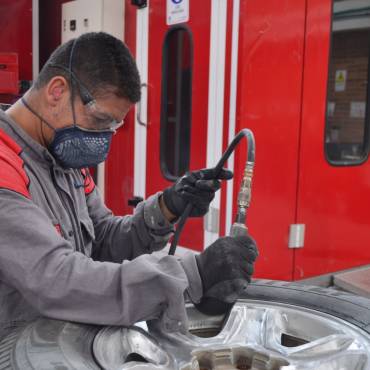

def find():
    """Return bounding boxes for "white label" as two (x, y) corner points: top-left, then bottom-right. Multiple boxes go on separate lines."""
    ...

(327, 101), (335, 117)
(167, 0), (189, 25)
(335, 69), (347, 92)
(288, 224), (305, 249)
(350, 101), (366, 119)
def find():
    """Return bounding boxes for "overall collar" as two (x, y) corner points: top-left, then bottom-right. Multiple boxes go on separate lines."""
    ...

(0, 109), (64, 170)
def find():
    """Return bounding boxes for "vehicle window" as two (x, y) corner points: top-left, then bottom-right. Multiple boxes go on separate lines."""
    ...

(160, 26), (193, 181)
(325, 0), (370, 165)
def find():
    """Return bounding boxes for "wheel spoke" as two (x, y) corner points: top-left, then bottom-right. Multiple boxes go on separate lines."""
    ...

(281, 351), (368, 370)
(287, 333), (356, 357)
(217, 302), (266, 344)
(93, 326), (174, 369)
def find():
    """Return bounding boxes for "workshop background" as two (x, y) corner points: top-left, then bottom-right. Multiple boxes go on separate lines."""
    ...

(0, 0), (369, 285)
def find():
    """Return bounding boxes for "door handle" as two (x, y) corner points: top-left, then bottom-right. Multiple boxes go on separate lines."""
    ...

(137, 83), (148, 126)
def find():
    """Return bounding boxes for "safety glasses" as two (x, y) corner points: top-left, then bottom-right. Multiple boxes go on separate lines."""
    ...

(83, 99), (125, 133)
(49, 63), (125, 133)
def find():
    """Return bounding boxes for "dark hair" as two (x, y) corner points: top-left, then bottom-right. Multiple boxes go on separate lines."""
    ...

(34, 32), (141, 103)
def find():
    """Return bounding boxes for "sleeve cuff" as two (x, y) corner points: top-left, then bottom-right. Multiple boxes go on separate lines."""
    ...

(180, 252), (203, 304)
(143, 192), (174, 231)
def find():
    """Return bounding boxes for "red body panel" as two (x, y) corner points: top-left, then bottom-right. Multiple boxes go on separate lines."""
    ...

(0, 0), (32, 82)
(0, 53), (19, 94)
(235, 0), (307, 280)
(294, 0), (370, 279)
(145, 0), (212, 251)
(0, 0), (32, 103)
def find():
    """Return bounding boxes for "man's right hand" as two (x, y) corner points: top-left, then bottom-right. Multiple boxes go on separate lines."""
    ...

(162, 168), (233, 219)
(195, 235), (258, 309)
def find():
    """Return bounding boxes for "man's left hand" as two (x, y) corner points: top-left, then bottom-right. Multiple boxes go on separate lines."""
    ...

(193, 235), (258, 315)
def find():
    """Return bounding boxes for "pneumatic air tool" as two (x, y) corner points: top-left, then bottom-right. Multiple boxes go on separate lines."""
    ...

(168, 129), (256, 315)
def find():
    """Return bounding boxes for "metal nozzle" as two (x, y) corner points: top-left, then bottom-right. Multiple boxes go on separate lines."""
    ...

(230, 133), (255, 237)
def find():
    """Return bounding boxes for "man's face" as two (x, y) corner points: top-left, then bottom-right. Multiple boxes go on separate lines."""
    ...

(42, 76), (134, 146)
(37, 80), (135, 168)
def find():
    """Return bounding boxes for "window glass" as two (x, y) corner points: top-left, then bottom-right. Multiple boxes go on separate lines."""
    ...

(325, 0), (370, 164)
(160, 27), (193, 181)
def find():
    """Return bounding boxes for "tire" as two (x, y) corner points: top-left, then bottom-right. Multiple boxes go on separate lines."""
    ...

(242, 279), (370, 334)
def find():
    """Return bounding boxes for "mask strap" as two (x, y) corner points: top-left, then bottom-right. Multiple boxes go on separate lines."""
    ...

(68, 39), (79, 128)
(21, 97), (56, 133)
(48, 63), (93, 106)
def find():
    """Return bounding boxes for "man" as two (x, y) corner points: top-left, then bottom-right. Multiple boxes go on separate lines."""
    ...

(0, 32), (258, 340)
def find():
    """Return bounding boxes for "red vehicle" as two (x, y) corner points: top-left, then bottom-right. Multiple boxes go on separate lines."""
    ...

(1, 0), (369, 281)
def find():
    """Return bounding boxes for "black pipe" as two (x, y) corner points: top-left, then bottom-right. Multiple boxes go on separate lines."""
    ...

(168, 129), (255, 256)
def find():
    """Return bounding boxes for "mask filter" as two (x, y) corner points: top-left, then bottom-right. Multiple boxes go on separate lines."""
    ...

(51, 126), (113, 169)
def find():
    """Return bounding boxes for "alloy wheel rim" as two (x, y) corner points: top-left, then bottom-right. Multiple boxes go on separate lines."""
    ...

(94, 299), (370, 369)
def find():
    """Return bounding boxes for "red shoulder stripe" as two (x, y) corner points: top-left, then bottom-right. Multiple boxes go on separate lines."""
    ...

(0, 129), (30, 199)
(81, 168), (96, 195)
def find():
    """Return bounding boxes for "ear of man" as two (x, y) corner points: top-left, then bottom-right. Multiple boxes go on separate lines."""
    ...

(46, 76), (69, 106)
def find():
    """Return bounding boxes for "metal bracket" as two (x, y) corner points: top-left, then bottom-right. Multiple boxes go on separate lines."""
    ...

(204, 207), (220, 233)
(131, 0), (147, 9)
(288, 224), (305, 249)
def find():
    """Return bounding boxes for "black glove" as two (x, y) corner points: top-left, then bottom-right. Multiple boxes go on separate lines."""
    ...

(162, 168), (233, 218)
(195, 235), (258, 314)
